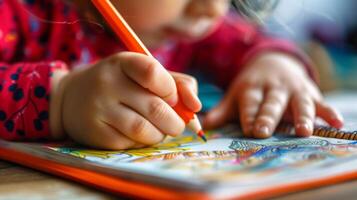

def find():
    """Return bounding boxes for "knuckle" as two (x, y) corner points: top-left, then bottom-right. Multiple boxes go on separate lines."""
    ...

(297, 102), (315, 116)
(242, 106), (259, 117)
(297, 116), (312, 123)
(142, 60), (159, 87)
(149, 100), (168, 120)
(319, 102), (332, 111)
(240, 86), (261, 98)
(244, 95), (262, 106)
(267, 90), (287, 104)
(108, 52), (125, 66)
(300, 98), (313, 106)
(299, 108), (315, 118)
(92, 65), (112, 86)
(185, 75), (198, 87)
(185, 76), (198, 93)
(267, 79), (282, 88)
(264, 101), (280, 111)
(294, 94), (312, 105)
(177, 77), (198, 94)
(262, 103), (281, 115)
(130, 118), (149, 139)
(256, 115), (275, 125)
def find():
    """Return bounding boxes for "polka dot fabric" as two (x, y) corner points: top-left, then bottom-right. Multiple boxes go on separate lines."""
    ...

(0, 61), (66, 140)
(0, 0), (314, 141)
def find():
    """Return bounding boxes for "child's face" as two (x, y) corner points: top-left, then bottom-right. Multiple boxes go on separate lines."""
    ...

(77, 0), (229, 47)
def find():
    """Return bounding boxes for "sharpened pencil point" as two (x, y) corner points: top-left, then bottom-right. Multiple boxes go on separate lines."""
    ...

(197, 130), (207, 142)
(201, 135), (207, 142)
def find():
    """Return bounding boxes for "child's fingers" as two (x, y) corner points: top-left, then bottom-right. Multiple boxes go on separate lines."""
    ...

(118, 52), (178, 106)
(170, 71), (198, 94)
(81, 122), (137, 150)
(176, 78), (202, 112)
(104, 103), (166, 145)
(291, 94), (315, 137)
(121, 80), (185, 137)
(238, 87), (264, 137)
(203, 92), (234, 130)
(253, 89), (289, 138)
(316, 102), (344, 129)
(132, 143), (147, 149)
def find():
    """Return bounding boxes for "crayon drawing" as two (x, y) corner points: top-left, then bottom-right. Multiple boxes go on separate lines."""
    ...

(49, 126), (357, 185)
(50, 132), (210, 161)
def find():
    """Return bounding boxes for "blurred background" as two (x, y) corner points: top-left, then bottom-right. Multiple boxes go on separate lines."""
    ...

(199, 0), (357, 112)
(264, 0), (357, 92)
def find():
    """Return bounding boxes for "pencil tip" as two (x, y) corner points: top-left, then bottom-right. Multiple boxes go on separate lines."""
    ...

(197, 130), (207, 142)
(201, 135), (207, 142)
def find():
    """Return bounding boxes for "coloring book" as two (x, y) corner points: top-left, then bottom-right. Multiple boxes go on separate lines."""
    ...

(1, 91), (357, 199)
(2, 125), (357, 199)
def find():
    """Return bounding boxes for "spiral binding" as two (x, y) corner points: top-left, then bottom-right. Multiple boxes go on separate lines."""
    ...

(277, 123), (357, 140)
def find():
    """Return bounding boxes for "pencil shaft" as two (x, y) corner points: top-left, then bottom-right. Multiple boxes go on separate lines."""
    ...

(91, 0), (151, 56)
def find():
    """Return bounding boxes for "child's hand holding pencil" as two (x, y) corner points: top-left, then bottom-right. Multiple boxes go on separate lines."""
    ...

(58, 52), (201, 149)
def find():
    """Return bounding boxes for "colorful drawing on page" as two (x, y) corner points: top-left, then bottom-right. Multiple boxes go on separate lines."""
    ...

(163, 137), (357, 182)
(49, 130), (222, 160)
(48, 126), (357, 184)
(127, 136), (357, 181)
(131, 150), (239, 162)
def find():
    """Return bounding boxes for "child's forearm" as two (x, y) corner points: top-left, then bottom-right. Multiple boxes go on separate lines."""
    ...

(49, 69), (69, 140)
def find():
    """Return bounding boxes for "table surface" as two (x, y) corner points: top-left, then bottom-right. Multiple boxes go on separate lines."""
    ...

(1, 160), (357, 200)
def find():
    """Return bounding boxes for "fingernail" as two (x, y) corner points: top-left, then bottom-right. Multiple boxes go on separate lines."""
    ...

(256, 125), (270, 138)
(296, 123), (309, 130)
(296, 123), (312, 136)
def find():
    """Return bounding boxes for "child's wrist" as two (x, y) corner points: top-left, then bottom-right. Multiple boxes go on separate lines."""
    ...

(254, 52), (309, 76)
(50, 69), (69, 140)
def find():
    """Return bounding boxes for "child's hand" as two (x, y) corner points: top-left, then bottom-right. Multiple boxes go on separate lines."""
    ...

(204, 52), (344, 138)
(54, 52), (200, 149)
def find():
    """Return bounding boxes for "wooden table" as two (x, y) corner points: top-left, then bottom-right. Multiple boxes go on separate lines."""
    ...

(1, 160), (357, 200)
(0, 160), (117, 200)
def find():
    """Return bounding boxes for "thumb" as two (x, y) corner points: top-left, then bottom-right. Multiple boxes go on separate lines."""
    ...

(203, 94), (234, 130)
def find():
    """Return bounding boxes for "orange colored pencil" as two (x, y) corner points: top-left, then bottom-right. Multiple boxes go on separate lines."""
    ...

(91, 0), (206, 142)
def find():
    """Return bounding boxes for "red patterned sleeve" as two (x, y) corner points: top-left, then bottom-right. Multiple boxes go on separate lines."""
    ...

(0, 61), (67, 140)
